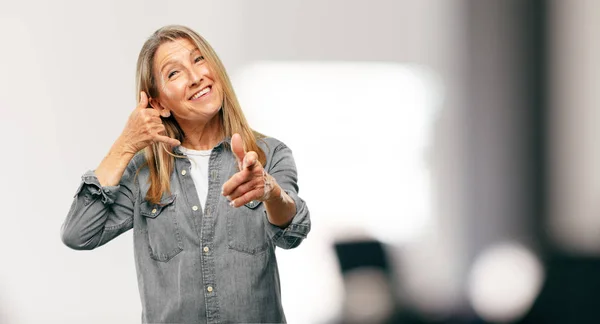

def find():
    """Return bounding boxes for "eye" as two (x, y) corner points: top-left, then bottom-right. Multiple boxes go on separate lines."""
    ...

(167, 70), (179, 79)
(195, 55), (204, 63)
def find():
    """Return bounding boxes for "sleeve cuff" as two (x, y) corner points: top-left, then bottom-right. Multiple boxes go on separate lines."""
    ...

(74, 170), (121, 205)
(263, 190), (310, 243)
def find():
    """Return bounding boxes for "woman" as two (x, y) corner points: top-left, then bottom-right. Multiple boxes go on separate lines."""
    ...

(61, 25), (311, 324)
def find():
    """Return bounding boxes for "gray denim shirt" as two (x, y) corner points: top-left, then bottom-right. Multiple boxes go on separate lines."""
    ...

(61, 137), (311, 324)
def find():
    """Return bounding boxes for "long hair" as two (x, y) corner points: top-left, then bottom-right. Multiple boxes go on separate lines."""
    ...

(136, 25), (266, 204)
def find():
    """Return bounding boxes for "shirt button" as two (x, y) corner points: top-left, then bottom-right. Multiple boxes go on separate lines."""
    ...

(151, 208), (157, 214)
(203, 246), (209, 253)
(181, 170), (187, 176)
(207, 286), (213, 292)
(192, 206), (199, 211)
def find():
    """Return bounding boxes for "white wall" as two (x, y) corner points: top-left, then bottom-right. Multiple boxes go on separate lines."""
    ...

(0, 0), (467, 322)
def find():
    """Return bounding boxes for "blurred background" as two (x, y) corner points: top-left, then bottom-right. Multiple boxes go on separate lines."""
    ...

(1, 0), (600, 323)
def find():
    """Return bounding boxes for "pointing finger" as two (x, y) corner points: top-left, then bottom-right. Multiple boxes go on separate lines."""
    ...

(243, 151), (258, 170)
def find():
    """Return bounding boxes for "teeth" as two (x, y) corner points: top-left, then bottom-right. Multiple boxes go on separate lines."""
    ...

(191, 87), (210, 100)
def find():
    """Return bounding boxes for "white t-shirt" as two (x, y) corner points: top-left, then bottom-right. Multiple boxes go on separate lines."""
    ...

(179, 146), (212, 211)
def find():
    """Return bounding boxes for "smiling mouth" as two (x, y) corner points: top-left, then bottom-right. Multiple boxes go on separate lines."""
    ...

(189, 86), (212, 100)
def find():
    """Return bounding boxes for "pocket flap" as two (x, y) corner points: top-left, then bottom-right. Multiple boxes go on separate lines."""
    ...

(141, 195), (176, 218)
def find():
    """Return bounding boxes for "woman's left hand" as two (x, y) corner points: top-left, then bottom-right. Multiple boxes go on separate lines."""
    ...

(222, 133), (278, 208)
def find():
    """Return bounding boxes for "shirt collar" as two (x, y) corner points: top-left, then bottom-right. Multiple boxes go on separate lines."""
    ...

(172, 136), (231, 155)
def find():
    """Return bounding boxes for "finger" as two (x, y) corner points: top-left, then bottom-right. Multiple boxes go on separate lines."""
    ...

(139, 111), (162, 124)
(226, 176), (264, 201)
(230, 189), (262, 208)
(231, 133), (246, 169)
(151, 123), (167, 135)
(141, 107), (161, 118)
(221, 169), (252, 196)
(146, 115), (163, 124)
(154, 134), (181, 147)
(243, 151), (258, 170)
(222, 169), (252, 196)
(140, 123), (163, 138)
(138, 91), (149, 109)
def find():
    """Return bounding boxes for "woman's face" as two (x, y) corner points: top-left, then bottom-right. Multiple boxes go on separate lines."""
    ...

(151, 38), (223, 124)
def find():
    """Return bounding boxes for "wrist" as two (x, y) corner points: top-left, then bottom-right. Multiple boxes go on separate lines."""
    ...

(113, 136), (138, 157)
(265, 183), (282, 204)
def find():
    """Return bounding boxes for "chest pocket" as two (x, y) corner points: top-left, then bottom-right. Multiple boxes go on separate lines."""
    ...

(139, 195), (183, 262)
(226, 200), (269, 254)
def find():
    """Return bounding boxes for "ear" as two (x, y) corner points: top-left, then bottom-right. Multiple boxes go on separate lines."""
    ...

(149, 98), (171, 118)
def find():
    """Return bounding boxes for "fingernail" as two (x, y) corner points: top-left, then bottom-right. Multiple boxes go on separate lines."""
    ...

(226, 196), (231, 201)
(229, 201), (235, 207)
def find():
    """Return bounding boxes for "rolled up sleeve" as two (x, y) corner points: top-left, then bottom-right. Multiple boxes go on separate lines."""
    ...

(263, 143), (311, 249)
(61, 156), (140, 250)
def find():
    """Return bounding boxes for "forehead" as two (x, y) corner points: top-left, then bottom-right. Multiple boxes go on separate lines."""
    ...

(154, 38), (199, 68)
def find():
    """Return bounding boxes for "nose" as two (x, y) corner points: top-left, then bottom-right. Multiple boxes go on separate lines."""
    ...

(189, 68), (203, 87)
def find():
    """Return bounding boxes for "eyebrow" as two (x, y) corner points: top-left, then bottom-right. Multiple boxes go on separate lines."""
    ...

(159, 48), (202, 74)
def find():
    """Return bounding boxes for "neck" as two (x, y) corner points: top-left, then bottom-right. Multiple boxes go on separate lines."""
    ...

(179, 113), (224, 151)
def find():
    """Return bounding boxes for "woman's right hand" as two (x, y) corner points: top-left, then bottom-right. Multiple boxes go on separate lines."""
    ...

(118, 91), (181, 154)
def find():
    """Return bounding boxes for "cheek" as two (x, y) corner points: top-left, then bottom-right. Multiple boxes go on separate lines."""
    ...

(159, 81), (185, 101)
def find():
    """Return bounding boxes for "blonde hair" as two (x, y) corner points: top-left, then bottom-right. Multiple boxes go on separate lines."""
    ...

(136, 25), (266, 204)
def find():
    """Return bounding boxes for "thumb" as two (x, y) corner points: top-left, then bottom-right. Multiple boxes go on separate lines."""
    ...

(231, 133), (246, 169)
(138, 91), (149, 109)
